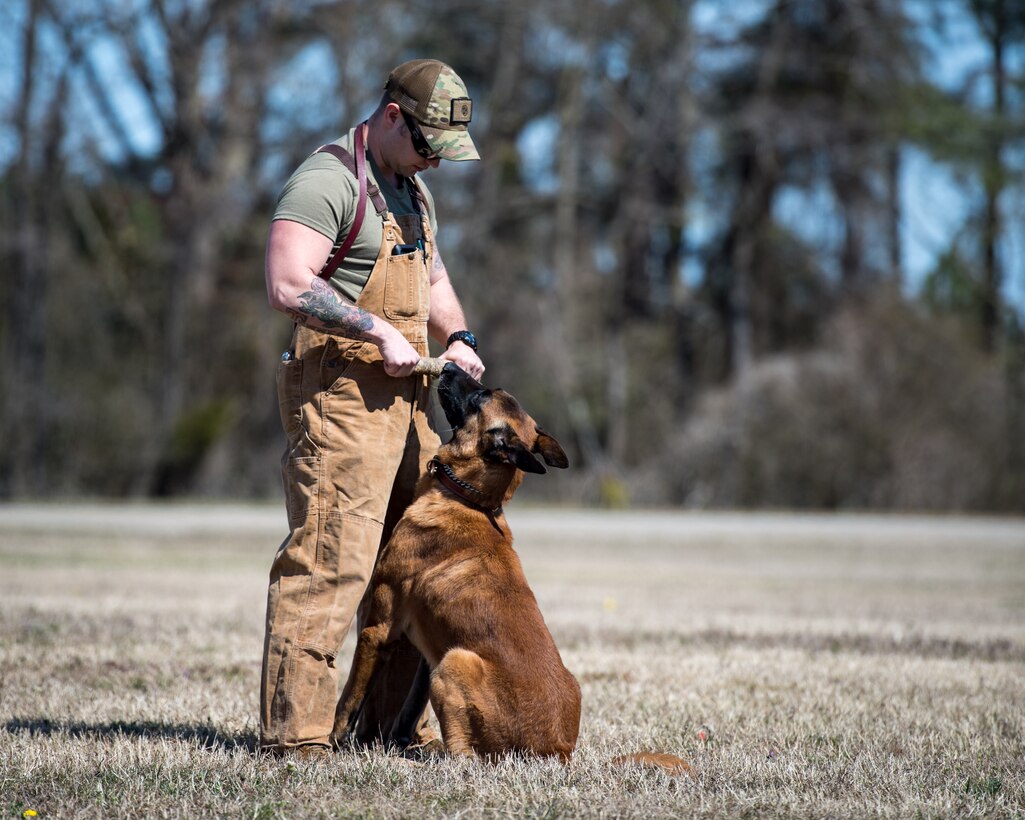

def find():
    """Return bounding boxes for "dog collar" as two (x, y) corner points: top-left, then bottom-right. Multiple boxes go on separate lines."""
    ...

(427, 457), (503, 518)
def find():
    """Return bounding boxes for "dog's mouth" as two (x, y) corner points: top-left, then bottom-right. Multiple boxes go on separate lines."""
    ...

(438, 363), (487, 430)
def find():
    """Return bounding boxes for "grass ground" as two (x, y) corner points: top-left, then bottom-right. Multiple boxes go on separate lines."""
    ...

(0, 504), (1023, 818)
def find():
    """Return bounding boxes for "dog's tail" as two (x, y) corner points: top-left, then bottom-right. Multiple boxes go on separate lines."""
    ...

(611, 751), (694, 777)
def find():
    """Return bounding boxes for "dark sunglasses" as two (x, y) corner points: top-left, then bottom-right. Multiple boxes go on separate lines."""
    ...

(400, 109), (441, 160)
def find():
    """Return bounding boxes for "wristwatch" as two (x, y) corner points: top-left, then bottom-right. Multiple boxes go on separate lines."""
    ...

(446, 330), (478, 352)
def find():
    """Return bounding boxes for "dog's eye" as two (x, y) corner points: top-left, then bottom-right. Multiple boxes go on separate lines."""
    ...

(466, 390), (491, 414)
(485, 426), (513, 448)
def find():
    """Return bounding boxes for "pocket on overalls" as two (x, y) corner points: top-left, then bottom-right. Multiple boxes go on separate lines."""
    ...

(382, 250), (429, 321)
(283, 455), (319, 530)
(278, 353), (322, 467)
(322, 338), (370, 393)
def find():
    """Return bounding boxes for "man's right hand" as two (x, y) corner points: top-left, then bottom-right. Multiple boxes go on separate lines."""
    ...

(378, 332), (421, 377)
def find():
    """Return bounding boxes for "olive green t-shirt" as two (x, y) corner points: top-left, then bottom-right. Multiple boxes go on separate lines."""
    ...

(272, 128), (439, 302)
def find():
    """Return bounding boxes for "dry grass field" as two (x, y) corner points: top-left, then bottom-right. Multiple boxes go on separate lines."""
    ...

(1, 503), (1023, 818)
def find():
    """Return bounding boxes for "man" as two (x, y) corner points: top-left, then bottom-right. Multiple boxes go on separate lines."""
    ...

(261, 58), (484, 756)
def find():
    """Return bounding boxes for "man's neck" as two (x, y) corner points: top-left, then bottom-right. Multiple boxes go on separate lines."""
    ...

(363, 120), (401, 189)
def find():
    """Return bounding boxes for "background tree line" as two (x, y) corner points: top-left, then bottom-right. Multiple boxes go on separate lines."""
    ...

(1, 0), (1023, 510)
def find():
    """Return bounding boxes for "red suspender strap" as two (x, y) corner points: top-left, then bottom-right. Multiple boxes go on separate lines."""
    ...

(406, 176), (430, 216)
(315, 123), (387, 281)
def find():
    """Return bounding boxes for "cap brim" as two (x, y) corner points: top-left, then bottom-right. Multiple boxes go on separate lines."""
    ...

(421, 124), (480, 162)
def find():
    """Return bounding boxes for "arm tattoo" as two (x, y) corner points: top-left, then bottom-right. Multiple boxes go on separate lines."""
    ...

(291, 277), (374, 340)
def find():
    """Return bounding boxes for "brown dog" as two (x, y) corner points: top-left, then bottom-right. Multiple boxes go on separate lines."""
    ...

(331, 364), (580, 760)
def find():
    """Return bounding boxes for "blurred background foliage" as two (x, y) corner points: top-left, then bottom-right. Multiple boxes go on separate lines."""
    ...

(1, 0), (1023, 510)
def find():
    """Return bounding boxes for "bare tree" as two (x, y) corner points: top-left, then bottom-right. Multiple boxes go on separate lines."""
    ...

(1, 0), (72, 496)
(968, 0), (1025, 351)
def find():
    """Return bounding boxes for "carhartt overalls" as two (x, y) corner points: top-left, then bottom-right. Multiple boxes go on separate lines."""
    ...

(261, 158), (439, 750)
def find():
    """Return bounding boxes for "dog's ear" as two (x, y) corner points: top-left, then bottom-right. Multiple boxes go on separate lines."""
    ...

(488, 433), (547, 474)
(534, 429), (568, 469)
(509, 442), (547, 474)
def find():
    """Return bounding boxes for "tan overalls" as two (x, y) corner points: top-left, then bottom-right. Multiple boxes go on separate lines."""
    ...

(261, 171), (439, 751)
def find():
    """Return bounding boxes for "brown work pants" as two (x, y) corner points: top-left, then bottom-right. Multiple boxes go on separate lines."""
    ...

(260, 326), (439, 751)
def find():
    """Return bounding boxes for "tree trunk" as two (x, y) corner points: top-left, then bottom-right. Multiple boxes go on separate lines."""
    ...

(548, 38), (609, 481)
(980, 0), (1006, 353)
(886, 144), (903, 282)
(4, 0), (48, 496)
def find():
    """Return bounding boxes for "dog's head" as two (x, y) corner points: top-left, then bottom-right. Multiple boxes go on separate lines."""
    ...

(437, 364), (568, 475)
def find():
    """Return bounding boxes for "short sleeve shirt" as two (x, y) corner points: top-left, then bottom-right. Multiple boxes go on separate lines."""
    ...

(272, 127), (439, 302)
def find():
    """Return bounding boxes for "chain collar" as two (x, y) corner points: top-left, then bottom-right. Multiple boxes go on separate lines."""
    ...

(427, 457), (503, 520)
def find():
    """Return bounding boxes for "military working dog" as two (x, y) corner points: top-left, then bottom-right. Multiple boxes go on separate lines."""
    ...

(331, 363), (579, 760)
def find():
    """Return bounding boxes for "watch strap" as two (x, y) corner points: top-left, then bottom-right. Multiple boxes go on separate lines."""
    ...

(446, 330), (478, 351)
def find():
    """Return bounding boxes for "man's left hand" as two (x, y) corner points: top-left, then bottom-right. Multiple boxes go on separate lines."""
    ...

(440, 341), (485, 381)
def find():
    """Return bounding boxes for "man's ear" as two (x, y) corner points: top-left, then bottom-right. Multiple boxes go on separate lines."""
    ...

(534, 429), (568, 469)
(384, 101), (404, 128)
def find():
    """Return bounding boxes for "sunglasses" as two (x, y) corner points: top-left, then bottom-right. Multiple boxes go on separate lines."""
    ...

(400, 109), (441, 160)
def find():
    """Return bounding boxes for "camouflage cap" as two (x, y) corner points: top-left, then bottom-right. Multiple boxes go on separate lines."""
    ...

(385, 59), (480, 162)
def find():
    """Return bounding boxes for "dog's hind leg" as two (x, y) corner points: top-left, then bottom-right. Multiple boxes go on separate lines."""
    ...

(430, 649), (482, 757)
(430, 648), (502, 758)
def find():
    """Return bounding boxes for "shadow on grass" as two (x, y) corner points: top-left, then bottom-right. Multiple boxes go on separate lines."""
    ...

(3, 717), (258, 753)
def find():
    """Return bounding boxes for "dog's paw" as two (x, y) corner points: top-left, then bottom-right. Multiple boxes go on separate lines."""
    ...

(398, 737), (446, 762)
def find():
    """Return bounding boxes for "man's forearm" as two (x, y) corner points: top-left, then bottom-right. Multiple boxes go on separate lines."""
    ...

(427, 275), (470, 344)
(286, 277), (377, 341)
(427, 246), (470, 343)
(280, 275), (421, 376)
(427, 272), (484, 379)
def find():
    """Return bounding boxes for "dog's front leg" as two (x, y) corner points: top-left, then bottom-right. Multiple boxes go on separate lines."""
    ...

(386, 654), (432, 751)
(331, 622), (393, 746)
